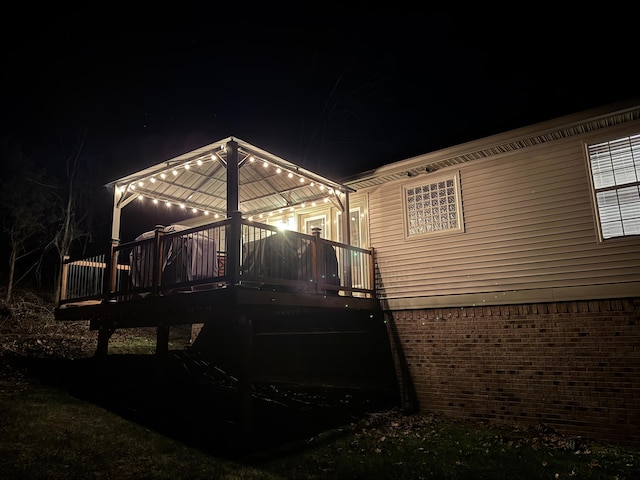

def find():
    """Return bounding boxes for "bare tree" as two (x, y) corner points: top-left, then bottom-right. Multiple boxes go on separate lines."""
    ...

(0, 140), (53, 302)
(43, 128), (94, 302)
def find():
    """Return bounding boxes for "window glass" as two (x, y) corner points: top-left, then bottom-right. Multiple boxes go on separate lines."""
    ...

(404, 173), (463, 237)
(587, 134), (640, 239)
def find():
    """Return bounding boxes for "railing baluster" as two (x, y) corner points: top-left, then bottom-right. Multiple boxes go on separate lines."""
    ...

(58, 217), (376, 306)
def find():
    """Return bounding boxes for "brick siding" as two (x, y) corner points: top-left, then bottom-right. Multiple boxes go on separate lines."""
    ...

(385, 298), (640, 445)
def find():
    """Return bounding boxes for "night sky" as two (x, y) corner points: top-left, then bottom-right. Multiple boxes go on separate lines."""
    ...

(3, 7), (639, 183)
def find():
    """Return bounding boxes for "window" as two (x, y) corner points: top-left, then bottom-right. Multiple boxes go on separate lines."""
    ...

(404, 172), (463, 237)
(303, 214), (327, 238)
(587, 134), (640, 240)
(337, 207), (362, 247)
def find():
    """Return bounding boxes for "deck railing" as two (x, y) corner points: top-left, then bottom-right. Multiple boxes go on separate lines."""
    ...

(58, 215), (376, 305)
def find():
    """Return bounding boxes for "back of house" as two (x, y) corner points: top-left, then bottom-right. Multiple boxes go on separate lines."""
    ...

(346, 98), (640, 445)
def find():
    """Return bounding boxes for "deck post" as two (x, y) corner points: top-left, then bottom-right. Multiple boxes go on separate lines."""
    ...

(152, 227), (165, 295)
(369, 247), (376, 297)
(311, 227), (321, 293)
(156, 323), (170, 355)
(106, 241), (118, 300)
(228, 211), (242, 284)
(238, 314), (253, 434)
(96, 325), (114, 358)
(59, 255), (69, 304)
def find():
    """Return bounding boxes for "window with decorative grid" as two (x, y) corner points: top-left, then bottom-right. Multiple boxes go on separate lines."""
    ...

(404, 172), (463, 237)
(587, 134), (640, 240)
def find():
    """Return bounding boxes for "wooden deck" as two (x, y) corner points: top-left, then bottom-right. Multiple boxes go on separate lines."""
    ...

(55, 284), (381, 327)
(55, 216), (382, 354)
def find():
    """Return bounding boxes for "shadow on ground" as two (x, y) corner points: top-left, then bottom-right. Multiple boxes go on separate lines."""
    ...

(19, 350), (399, 462)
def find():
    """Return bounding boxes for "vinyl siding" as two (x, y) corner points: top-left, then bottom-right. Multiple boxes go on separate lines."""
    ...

(365, 125), (640, 305)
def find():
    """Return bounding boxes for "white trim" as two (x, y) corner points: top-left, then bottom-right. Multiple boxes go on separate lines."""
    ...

(380, 282), (640, 310)
(402, 170), (464, 240)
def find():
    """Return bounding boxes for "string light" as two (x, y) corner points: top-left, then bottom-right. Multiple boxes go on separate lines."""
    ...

(116, 152), (346, 222)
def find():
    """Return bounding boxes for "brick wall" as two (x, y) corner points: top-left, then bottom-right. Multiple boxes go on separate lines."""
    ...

(385, 298), (640, 446)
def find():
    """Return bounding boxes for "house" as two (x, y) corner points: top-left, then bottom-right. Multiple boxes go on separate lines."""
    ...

(342, 98), (640, 445)
(55, 98), (640, 444)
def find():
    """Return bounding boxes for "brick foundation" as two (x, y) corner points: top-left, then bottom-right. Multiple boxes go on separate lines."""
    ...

(385, 298), (640, 445)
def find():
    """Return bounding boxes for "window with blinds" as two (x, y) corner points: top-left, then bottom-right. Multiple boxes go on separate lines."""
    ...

(404, 172), (464, 238)
(587, 134), (640, 240)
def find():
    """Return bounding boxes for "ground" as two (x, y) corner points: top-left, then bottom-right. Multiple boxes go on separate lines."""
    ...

(0, 288), (395, 455)
(1, 287), (638, 479)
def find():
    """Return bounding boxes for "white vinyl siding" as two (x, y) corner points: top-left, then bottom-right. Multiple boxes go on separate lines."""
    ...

(366, 131), (640, 303)
(587, 134), (640, 240)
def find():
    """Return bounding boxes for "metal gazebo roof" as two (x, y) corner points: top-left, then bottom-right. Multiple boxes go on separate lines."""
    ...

(107, 137), (354, 218)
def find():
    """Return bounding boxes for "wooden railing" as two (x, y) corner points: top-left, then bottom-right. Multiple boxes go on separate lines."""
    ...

(58, 215), (375, 305)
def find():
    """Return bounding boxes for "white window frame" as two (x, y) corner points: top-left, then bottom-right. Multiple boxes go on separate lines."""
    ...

(303, 214), (327, 238)
(403, 171), (464, 239)
(586, 133), (640, 241)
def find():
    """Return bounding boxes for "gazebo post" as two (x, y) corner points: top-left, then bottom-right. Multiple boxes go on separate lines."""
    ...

(342, 190), (353, 293)
(225, 139), (241, 285)
(224, 139), (254, 434)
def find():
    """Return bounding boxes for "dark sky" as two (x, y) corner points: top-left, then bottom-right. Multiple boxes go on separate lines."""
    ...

(3, 7), (639, 183)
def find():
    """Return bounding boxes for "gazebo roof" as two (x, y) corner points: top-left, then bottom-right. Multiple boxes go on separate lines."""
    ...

(107, 137), (354, 218)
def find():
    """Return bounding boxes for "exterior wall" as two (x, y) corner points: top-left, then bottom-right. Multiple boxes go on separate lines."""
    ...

(365, 120), (640, 308)
(386, 298), (640, 445)
(354, 103), (640, 445)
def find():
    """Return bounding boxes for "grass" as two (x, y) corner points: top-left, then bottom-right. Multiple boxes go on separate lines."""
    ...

(0, 325), (638, 479)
